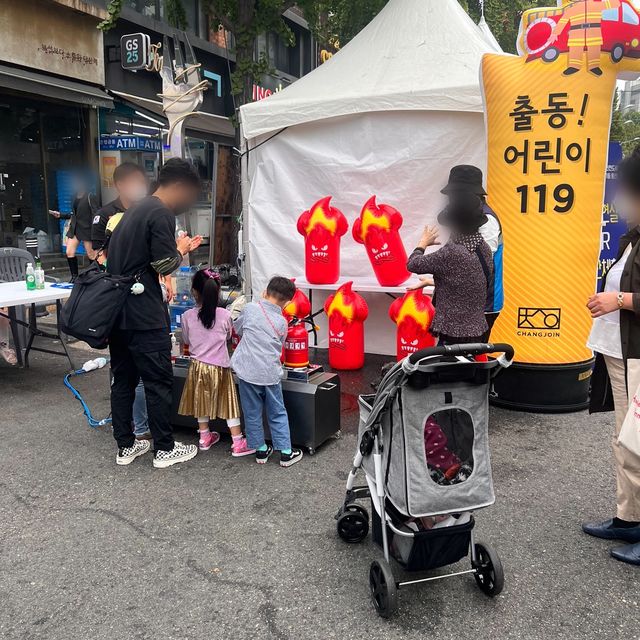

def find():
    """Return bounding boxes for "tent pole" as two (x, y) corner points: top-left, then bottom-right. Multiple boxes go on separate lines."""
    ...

(239, 115), (252, 300)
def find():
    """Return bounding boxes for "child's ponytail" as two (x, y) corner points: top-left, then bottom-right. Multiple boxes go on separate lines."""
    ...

(192, 268), (220, 330)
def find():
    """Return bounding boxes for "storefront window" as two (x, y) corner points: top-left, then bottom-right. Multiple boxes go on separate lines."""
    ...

(0, 95), (90, 251)
(156, 0), (200, 32)
(184, 137), (235, 265)
(186, 137), (213, 204)
(98, 106), (163, 203)
(182, 0), (198, 33)
(0, 97), (44, 246)
(43, 103), (91, 238)
(125, 0), (161, 19)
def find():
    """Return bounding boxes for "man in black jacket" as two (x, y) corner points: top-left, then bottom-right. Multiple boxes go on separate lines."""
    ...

(107, 158), (202, 469)
(92, 162), (148, 256)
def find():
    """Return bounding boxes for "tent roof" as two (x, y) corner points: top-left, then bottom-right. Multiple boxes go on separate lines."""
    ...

(477, 16), (503, 53)
(240, 0), (494, 140)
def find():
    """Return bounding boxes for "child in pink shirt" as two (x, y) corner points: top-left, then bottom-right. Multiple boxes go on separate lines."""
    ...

(178, 268), (254, 456)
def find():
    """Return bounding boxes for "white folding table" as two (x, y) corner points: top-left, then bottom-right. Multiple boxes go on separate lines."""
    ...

(292, 276), (434, 345)
(0, 282), (73, 368)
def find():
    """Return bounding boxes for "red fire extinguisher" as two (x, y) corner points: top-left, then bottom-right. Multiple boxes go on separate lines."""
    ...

(231, 328), (241, 351)
(283, 319), (310, 368)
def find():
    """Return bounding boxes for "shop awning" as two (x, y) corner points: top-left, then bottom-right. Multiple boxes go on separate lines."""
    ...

(0, 64), (114, 109)
(111, 91), (235, 139)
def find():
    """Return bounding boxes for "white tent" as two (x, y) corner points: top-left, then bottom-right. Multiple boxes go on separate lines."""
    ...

(477, 16), (503, 53)
(239, 0), (494, 356)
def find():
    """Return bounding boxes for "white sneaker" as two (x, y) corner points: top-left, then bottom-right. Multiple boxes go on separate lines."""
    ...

(116, 439), (151, 466)
(153, 441), (198, 469)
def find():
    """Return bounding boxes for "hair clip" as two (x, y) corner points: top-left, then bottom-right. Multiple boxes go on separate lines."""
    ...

(203, 268), (221, 281)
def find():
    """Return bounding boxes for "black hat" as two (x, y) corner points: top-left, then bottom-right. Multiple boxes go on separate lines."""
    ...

(441, 165), (487, 196)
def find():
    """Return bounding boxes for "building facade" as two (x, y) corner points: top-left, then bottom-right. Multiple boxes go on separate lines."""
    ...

(0, 0), (111, 250)
(0, 0), (317, 262)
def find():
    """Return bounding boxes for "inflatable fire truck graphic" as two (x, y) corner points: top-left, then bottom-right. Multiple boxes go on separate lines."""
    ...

(518, 0), (640, 74)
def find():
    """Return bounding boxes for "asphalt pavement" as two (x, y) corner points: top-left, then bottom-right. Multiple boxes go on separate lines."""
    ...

(0, 346), (638, 640)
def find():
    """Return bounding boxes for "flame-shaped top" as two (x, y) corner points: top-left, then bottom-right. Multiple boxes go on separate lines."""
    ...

(324, 281), (369, 323)
(389, 290), (434, 331)
(297, 196), (349, 238)
(283, 280), (312, 321)
(352, 195), (403, 244)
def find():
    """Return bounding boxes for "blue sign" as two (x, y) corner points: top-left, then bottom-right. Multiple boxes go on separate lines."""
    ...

(55, 170), (97, 256)
(598, 142), (626, 282)
(203, 70), (222, 97)
(99, 135), (162, 153)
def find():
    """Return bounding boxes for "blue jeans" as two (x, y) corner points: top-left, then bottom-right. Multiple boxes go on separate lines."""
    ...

(237, 380), (291, 451)
(132, 380), (149, 437)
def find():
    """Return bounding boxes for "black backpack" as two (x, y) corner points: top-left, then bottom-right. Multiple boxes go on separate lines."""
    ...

(60, 264), (139, 349)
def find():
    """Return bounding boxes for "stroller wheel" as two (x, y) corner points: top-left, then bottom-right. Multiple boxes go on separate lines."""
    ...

(337, 505), (369, 543)
(473, 541), (504, 597)
(369, 560), (397, 618)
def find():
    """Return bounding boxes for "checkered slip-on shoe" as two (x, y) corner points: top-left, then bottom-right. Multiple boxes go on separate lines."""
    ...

(116, 439), (151, 466)
(153, 442), (198, 469)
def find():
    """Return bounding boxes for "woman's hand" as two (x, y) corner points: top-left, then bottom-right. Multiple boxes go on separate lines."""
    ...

(406, 276), (434, 291)
(418, 225), (440, 250)
(48, 209), (61, 219)
(587, 292), (620, 318)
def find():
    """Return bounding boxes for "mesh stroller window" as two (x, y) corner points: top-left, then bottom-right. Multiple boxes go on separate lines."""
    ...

(424, 409), (474, 486)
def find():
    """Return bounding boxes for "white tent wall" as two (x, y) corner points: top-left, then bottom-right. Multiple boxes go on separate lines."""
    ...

(245, 109), (487, 356)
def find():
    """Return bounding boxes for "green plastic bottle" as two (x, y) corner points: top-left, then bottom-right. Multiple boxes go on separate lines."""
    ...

(25, 263), (36, 291)
(35, 258), (45, 290)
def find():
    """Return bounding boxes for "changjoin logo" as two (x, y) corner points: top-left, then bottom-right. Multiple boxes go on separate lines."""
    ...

(517, 307), (561, 337)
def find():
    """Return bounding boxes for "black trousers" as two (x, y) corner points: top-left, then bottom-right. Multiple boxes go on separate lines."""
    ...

(109, 329), (174, 451)
(484, 311), (500, 340)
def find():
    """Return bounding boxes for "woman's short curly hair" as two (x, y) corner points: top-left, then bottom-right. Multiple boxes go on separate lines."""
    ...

(618, 146), (640, 196)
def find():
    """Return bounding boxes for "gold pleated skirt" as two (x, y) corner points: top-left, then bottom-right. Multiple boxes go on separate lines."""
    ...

(178, 359), (240, 420)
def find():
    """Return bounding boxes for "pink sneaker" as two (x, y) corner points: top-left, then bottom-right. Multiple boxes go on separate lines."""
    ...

(231, 437), (257, 458)
(199, 431), (221, 451)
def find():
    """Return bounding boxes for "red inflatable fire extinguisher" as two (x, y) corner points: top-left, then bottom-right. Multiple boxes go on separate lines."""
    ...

(352, 195), (410, 286)
(297, 196), (349, 285)
(389, 290), (436, 361)
(324, 281), (369, 370)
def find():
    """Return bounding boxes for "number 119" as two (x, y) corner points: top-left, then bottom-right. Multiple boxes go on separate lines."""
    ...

(516, 184), (574, 215)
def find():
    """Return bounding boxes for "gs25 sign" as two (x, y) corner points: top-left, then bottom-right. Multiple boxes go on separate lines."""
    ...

(120, 33), (151, 71)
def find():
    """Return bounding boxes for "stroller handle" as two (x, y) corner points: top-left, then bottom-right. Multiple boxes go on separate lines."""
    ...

(404, 343), (515, 370)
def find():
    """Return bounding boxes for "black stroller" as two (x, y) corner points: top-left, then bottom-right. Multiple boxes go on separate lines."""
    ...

(335, 343), (514, 618)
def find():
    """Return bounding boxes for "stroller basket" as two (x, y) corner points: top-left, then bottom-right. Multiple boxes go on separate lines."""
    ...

(372, 503), (475, 572)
